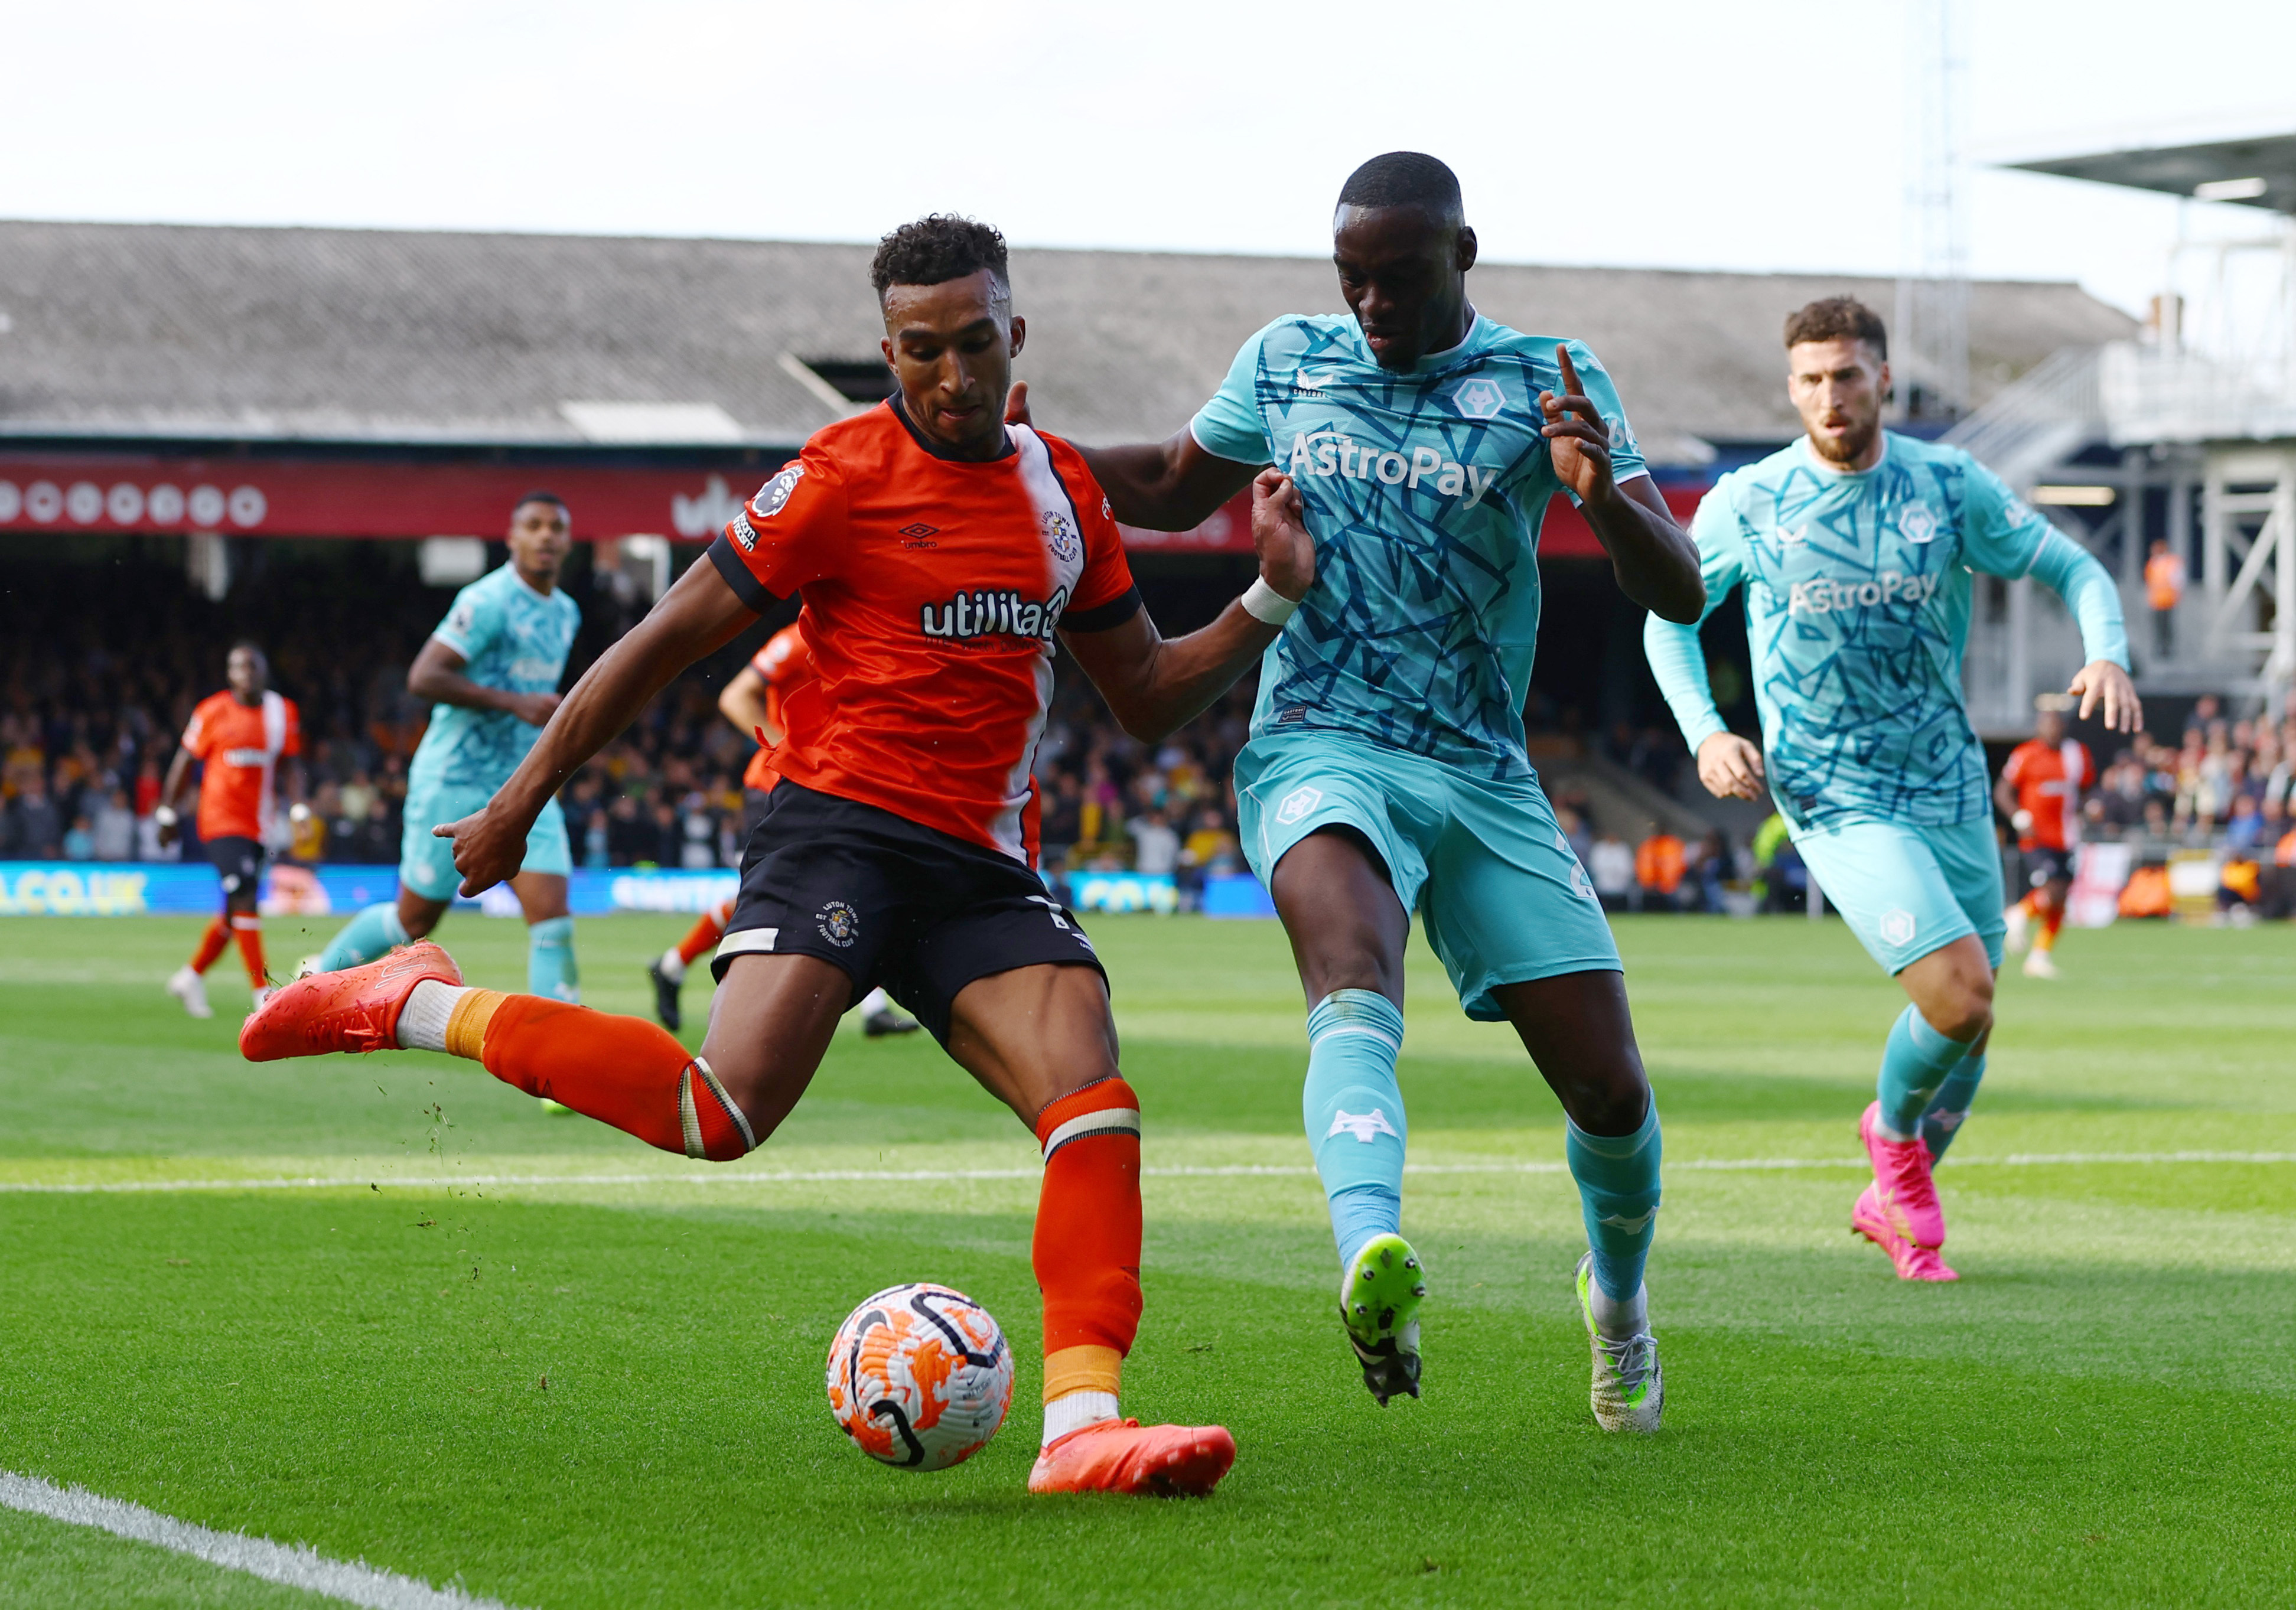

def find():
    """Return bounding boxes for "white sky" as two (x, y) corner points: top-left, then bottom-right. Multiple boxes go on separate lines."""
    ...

(4, 0), (2292, 317)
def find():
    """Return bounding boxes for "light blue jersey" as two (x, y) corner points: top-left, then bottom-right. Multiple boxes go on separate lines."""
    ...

(408, 564), (581, 794)
(1649, 432), (2053, 829)
(1192, 312), (1648, 780)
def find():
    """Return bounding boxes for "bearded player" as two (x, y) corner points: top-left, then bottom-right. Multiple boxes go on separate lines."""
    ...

(243, 216), (1314, 1495)
(646, 620), (919, 1038)
(1998, 694), (2093, 980)
(305, 493), (584, 1001)
(1021, 153), (1702, 1431)
(1645, 298), (2137, 1282)
(159, 642), (302, 1018)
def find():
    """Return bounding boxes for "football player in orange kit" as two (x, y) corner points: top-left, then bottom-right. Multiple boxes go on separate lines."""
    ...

(158, 643), (303, 1018)
(1998, 694), (2094, 980)
(243, 214), (1317, 1497)
(646, 621), (918, 1037)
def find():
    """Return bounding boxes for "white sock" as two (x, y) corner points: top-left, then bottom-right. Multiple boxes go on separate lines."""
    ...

(1874, 1118), (1919, 1143)
(657, 947), (688, 985)
(1041, 1389), (1120, 1448)
(396, 979), (468, 1052)
(1588, 1280), (1650, 1342)
(858, 986), (891, 1016)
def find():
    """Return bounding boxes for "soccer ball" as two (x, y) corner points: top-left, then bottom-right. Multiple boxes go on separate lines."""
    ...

(825, 1283), (1014, 1470)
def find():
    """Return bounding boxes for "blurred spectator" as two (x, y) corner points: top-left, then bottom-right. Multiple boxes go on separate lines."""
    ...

(1128, 809), (1181, 878)
(2144, 540), (2184, 662)
(92, 788), (136, 861)
(63, 814), (95, 861)
(1634, 825), (1686, 912)
(9, 776), (62, 858)
(1589, 833), (1636, 912)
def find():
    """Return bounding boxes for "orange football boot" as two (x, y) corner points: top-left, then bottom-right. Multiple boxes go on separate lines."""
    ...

(239, 941), (463, 1061)
(1027, 1419), (1235, 1497)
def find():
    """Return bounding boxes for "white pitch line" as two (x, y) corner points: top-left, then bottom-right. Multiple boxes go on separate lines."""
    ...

(0, 1469), (522, 1610)
(0, 1152), (2288, 1195)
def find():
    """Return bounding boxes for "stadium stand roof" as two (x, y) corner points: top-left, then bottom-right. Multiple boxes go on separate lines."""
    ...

(2008, 131), (2296, 217)
(0, 220), (2133, 468)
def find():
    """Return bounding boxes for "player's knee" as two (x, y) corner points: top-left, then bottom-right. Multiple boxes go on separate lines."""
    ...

(1564, 1059), (1651, 1136)
(1933, 977), (1994, 1042)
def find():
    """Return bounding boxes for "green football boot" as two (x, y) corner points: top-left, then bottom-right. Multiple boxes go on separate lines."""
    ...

(1339, 1232), (1426, 1406)
(1575, 1251), (1663, 1433)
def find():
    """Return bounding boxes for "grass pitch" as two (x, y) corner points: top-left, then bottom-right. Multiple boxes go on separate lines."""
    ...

(1, 908), (2291, 1608)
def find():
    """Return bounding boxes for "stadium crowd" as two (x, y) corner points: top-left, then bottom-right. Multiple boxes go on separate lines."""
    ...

(5, 547), (2288, 918)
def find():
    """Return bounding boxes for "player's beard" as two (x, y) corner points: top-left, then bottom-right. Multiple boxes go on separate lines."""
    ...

(1809, 409), (1879, 467)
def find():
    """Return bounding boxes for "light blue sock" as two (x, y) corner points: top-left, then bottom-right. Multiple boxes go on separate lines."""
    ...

(1920, 1050), (1986, 1161)
(1302, 989), (1407, 1267)
(1567, 1099), (1662, 1302)
(317, 901), (408, 972)
(528, 916), (579, 1002)
(1877, 1003), (1974, 1135)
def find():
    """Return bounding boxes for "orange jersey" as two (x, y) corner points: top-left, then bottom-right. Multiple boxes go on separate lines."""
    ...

(739, 623), (818, 793)
(2001, 738), (2094, 851)
(709, 402), (1137, 863)
(181, 690), (301, 842)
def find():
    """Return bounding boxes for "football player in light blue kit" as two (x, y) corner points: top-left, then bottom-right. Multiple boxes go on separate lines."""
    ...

(309, 493), (585, 1004)
(1047, 154), (1705, 1430)
(1644, 298), (2139, 1282)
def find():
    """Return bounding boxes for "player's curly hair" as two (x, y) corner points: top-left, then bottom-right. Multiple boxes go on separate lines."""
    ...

(870, 214), (1009, 300)
(1785, 298), (1888, 360)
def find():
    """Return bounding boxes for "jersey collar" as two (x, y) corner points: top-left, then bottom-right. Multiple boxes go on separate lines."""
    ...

(888, 393), (1017, 463)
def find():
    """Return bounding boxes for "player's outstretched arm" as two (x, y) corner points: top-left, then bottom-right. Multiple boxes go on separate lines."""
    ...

(408, 639), (561, 729)
(1544, 347), (1703, 624)
(717, 663), (777, 747)
(1005, 382), (1261, 531)
(435, 560), (757, 895)
(1063, 468), (1313, 744)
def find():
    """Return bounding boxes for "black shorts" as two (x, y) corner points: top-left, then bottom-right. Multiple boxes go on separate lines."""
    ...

(2024, 845), (2074, 888)
(740, 787), (775, 840)
(206, 836), (265, 907)
(712, 781), (1103, 1044)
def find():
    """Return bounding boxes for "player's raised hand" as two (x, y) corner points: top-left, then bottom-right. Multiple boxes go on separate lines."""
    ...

(434, 802), (527, 898)
(1695, 732), (1767, 801)
(1003, 381), (1033, 428)
(1250, 468), (1314, 601)
(1541, 344), (1616, 506)
(2067, 659), (2142, 733)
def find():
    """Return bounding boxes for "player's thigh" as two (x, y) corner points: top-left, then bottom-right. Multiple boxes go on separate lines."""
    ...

(1490, 968), (1650, 1133)
(895, 884), (1106, 1068)
(1792, 817), (1977, 975)
(1921, 817), (2009, 970)
(1420, 776), (1618, 1023)
(698, 951), (851, 1138)
(943, 962), (1121, 1127)
(1236, 735), (1434, 1000)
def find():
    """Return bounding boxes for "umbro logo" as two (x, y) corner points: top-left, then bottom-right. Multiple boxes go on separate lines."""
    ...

(898, 523), (939, 539)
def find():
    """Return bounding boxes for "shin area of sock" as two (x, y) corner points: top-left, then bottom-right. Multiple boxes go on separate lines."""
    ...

(675, 901), (731, 967)
(1303, 989), (1407, 1263)
(1033, 1077), (1144, 1358)
(1877, 1003), (1974, 1135)
(1567, 1099), (1662, 1303)
(189, 917), (231, 974)
(320, 902), (408, 972)
(1922, 1051), (1987, 1161)
(476, 994), (750, 1159)
(526, 916), (579, 1002)
(230, 917), (266, 987)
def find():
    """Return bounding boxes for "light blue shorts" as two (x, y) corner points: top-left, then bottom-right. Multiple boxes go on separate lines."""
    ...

(1234, 732), (1620, 1021)
(399, 782), (571, 902)
(1790, 815), (2005, 975)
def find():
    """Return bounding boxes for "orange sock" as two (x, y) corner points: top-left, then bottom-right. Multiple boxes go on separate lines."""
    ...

(675, 898), (735, 967)
(461, 992), (754, 1160)
(188, 917), (230, 975)
(232, 915), (266, 987)
(2037, 902), (2066, 951)
(1032, 1077), (1144, 1390)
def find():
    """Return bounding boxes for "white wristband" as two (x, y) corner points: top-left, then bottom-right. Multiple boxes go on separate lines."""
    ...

(1240, 576), (1301, 625)
(153, 806), (178, 827)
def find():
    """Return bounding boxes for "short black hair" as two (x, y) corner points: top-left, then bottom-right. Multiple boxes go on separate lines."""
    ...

(1784, 298), (1888, 360)
(226, 640), (268, 671)
(1337, 152), (1464, 223)
(513, 490), (569, 514)
(870, 214), (1009, 299)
